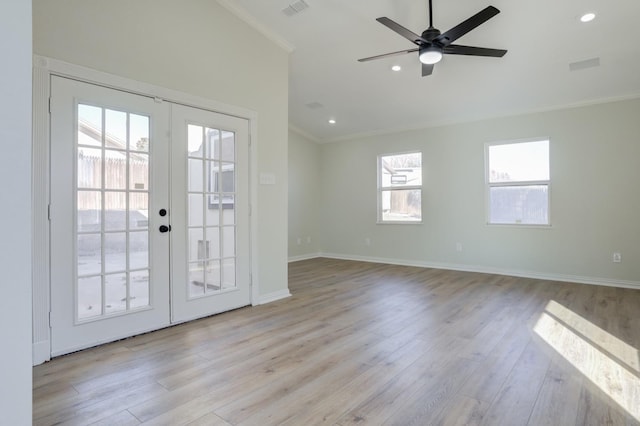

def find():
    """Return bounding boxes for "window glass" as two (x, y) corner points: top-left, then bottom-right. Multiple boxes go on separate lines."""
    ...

(489, 140), (549, 183)
(487, 140), (550, 225)
(378, 152), (422, 223)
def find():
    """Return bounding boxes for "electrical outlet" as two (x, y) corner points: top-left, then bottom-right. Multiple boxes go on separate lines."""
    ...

(296, 237), (302, 245)
(612, 252), (622, 263)
(365, 237), (371, 246)
(456, 242), (463, 252)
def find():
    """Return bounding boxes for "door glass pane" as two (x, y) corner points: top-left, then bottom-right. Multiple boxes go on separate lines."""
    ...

(205, 196), (221, 226)
(189, 228), (205, 262)
(104, 232), (126, 273)
(205, 260), (221, 293)
(129, 114), (149, 152)
(221, 195), (235, 225)
(104, 191), (126, 232)
(105, 109), (127, 144)
(104, 149), (127, 189)
(189, 263), (205, 297)
(105, 273), (127, 314)
(222, 258), (235, 290)
(78, 276), (102, 320)
(222, 226), (235, 258)
(188, 194), (203, 227)
(78, 104), (102, 147)
(206, 227), (220, 259)
(77, 233), (101, 276)
(130, 153), (148, 190)
(188, 124), (203, 156)
(219, 163), (235, 193)
(130, 270), (150, 308)
(129, 192), (149, 230)
(130, 231), (149, 270)
(188, 159), (204, 192)
(75, 103), (153, 320)
(78, 191), (101, 232)
(77, 148), (102, 188)
(221, 131), (235, 162)
(129, 269), (150, 309)
(206, 128), (220, 160)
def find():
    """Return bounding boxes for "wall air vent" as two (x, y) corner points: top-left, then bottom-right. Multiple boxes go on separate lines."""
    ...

(282, 0), (309, 17)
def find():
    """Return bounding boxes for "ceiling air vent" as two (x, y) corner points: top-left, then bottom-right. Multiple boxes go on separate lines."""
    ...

(282, 0), (309, 17)
(305, 102), (324, 110)
(569, 57), (600, 72)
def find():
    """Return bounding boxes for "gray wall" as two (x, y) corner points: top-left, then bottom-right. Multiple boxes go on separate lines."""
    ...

(0, 0), (32, 421)
(291, 98), (640, 286)
(288, 129), (321, 259)
(33, 0), (290, 298)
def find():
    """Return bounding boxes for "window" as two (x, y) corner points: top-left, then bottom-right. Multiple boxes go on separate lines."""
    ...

(486, 139), (550, 225)
(378, 152), (422, 223)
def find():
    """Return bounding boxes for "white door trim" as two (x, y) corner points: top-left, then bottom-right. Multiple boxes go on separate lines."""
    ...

(32, 55), (260, 365)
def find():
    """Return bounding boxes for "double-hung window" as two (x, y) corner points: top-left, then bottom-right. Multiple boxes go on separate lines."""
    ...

(486, 139), (550, 225)
(378, 152), (422, 223)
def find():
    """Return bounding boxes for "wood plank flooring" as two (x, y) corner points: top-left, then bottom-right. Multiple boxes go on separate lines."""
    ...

(33, 258), (640, 425)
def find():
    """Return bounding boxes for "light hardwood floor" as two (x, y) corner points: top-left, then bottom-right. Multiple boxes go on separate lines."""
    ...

(33, 258), (640, 425)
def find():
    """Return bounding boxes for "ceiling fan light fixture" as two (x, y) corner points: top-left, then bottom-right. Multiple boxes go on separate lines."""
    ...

(419, 46), (443, 65)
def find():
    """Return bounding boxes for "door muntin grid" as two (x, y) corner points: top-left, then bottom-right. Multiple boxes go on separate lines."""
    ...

(187, 124), (237, 298)
(75, 103), (152, 321)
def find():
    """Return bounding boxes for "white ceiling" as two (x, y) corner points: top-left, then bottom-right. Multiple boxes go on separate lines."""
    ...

(220, 0), (640, 142)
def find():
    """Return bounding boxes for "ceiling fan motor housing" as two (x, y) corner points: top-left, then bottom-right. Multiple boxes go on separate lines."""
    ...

(422, 27), (441, 43)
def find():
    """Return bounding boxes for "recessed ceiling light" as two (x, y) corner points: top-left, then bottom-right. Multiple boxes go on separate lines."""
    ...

(580, 12), (596, 22)
(328, 119), (336, 125)
(391, 65), (402, 72)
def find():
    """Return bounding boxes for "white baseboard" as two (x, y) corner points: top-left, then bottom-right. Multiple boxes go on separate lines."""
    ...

(33, 340), (51, 366)
(288, 253), (322, 263)
(256, 289), (292, 305)
(319, 252), (640, 290)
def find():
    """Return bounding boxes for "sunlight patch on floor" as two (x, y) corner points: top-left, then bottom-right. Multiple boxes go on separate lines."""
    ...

(545, 300), (639, 373)
(534, 301), (640, 421)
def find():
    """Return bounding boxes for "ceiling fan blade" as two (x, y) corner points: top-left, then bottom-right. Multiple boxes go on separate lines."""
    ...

(435, 6), (500, 46)
(443, 44), (507, 57)
(376, 17), (428, 45)
(358, 48), (419, 62)
(422, 63), (434, 76)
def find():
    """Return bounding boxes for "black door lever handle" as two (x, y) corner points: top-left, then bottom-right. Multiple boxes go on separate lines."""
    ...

(159, 225), (171, 233)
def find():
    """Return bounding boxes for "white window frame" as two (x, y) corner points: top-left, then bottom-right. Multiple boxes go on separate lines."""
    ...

(485, 138), (551, 227)
(377, 151), (423, 224)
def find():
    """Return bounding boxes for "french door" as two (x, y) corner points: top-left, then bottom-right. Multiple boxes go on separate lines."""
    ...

(170, 104), (251, 323)
(50, 76), (250, 356)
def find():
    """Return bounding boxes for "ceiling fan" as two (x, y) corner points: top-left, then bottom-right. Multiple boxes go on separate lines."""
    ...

(358, 0), (507, 76)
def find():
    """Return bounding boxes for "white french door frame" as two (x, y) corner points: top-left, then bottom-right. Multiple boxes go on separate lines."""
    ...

(32, 56), (260, 365)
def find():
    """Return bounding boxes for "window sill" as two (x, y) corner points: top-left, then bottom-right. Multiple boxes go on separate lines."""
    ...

(486, 223), (552, 229)
(377, 221), (423, 225)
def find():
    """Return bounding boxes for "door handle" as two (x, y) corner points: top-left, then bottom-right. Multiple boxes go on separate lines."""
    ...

(159, 225), (171, 233)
